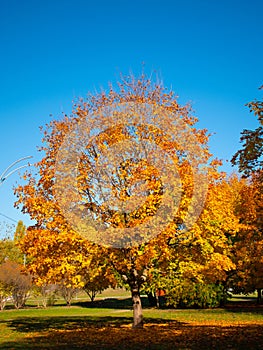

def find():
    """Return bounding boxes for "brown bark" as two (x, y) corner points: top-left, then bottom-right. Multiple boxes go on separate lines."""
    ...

(132, 287), (143, 328)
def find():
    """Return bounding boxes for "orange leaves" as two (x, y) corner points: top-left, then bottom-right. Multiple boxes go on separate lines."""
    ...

(229, 171), (263, 293)
(14, 72), (247, 323)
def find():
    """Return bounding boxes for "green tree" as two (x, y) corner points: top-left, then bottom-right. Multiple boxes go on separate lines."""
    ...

(0, 221), (26, 265)
(0, 238), (23, 265)
(231, 86), (263, 176)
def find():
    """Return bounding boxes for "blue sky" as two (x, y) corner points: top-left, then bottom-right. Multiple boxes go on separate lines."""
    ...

(0, 0), (262, 233)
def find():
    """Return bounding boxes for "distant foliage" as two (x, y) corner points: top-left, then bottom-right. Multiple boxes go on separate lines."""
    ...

(232, 86), (263, 176)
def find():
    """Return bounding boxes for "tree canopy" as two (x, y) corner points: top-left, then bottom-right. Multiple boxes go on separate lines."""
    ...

(15, 73), (240, 327)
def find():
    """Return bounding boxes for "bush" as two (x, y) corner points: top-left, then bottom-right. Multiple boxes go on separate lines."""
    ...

(166, 281), (226, 308)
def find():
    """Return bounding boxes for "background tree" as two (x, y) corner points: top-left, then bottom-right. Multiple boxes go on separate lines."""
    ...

(0, 260), (31, 309)
(232, 86), (263, 176)
(229, 172), (263, 302)
(14, 220), (26, 242)
(231, 87), (263, 301)
(0, 237), (23, 265)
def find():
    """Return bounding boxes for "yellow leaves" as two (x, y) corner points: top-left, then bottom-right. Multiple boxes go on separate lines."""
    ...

(14, 72), (250, 306)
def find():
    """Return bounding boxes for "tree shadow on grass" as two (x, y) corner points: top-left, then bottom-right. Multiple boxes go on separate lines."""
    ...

(225, 298), (263, 314)
(75, 296), (153, 310)
(1, 315), (263, 350)
(78, 296), (263, 314)
(75, 297), (133, 309)
(1, 315), (133, 333)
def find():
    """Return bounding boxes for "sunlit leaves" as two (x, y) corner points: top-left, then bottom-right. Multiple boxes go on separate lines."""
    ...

(14, 72), (240, 327)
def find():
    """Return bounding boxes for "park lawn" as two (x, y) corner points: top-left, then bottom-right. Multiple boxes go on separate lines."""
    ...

(1, 299), (263, 349)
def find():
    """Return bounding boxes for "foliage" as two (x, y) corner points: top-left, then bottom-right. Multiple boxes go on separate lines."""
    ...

(165, 280), (226, 308)
(229, 172), (263, 296)
(14, 220), (26, 243)
(230, 86), (263, 300)
(83, 260), (116, 302)
(142, 175), (239, 308)
(0, 237), (24, 265)
(232, 86), (263, 176)
(14, 72), (239, 327)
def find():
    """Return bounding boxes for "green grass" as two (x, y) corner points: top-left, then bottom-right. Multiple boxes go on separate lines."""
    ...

(1, 293), (263, 349)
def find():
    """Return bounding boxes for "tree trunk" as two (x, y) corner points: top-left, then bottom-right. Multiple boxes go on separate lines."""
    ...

(132, 287), (143, 328)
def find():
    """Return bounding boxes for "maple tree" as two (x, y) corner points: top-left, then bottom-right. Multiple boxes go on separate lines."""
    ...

(15, 73), (238, 327)
(231, 87), (263, 300)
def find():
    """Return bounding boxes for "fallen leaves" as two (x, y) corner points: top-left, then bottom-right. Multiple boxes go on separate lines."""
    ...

(2, 319), (263, 349)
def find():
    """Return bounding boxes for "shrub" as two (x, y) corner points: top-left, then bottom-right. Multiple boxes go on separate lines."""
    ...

(166, 281), (226, 308)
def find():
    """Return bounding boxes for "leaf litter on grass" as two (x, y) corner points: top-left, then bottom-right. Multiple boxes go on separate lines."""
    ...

(1, 319), (263, 350)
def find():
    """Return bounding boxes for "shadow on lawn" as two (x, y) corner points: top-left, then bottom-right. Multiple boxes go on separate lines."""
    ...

(75, 296), (134, 309)
(75, 296), (169, 310)
(76, 296), (263, 314)
(225, 297), (263, 314)
(1, 315), (263, 350)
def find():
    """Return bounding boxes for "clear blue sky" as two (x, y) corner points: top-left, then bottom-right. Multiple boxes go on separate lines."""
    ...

(0, 0), (262, 233)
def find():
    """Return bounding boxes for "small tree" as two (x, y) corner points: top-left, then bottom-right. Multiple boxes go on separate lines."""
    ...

(0, 260), (31, 309)
(58, 284), (79, 306)
(32, 284), (58, 308)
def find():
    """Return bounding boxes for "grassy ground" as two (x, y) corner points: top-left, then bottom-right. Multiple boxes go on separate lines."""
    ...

(1, 291), (263, 349)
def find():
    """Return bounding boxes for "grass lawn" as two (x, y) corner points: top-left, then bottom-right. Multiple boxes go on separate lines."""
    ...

(1, 292), (263, 349)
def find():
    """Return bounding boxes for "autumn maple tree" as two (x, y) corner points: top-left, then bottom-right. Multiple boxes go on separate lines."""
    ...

(227, 172), (263, 301)
(15, 73), (238, 327)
